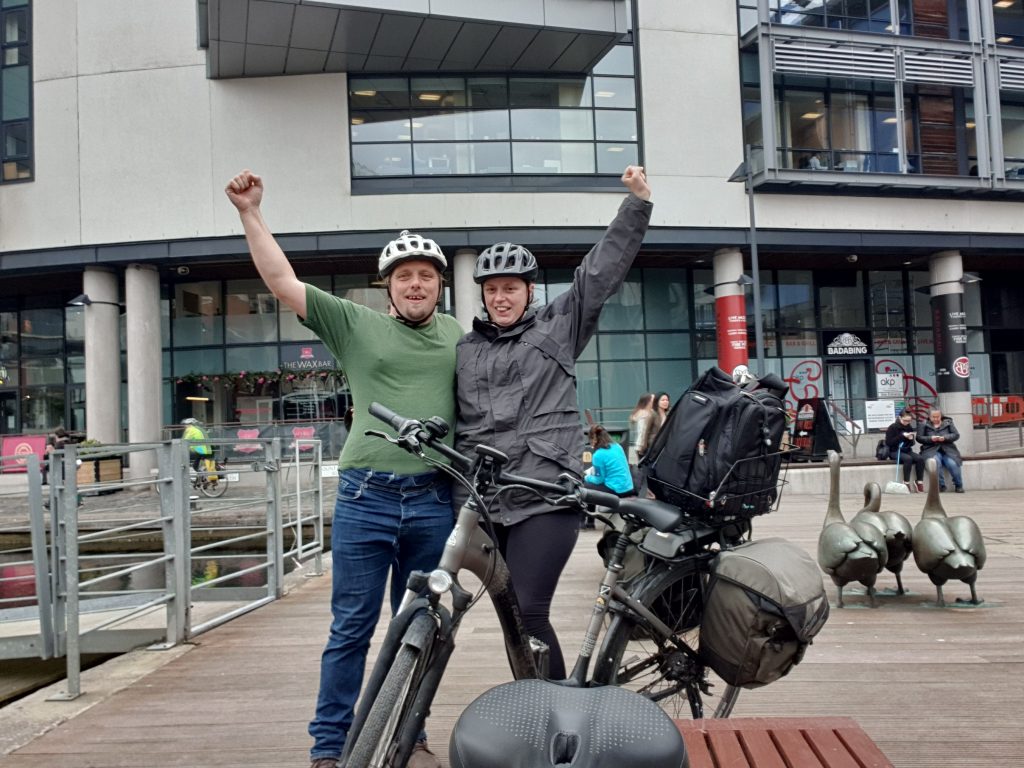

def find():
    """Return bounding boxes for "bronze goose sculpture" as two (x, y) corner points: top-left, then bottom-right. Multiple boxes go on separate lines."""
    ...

(912, 458), (986, 607)
(817, 451), (887, 608)
(853, 482), (914, 595)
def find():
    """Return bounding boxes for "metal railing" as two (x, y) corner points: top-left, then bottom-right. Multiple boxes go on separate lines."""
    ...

(0, 437), (325, 700)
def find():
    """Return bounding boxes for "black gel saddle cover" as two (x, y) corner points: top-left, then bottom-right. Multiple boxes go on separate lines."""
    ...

(449, 679), (688, 768)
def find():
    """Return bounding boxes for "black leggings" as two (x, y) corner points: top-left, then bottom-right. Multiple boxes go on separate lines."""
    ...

(892, 450), (925, 482)
(493, 510), (580, 680)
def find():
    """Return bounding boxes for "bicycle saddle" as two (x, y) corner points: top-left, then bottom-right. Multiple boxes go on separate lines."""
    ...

(617, 497), (685, 533)
(449, 679), (688, 768)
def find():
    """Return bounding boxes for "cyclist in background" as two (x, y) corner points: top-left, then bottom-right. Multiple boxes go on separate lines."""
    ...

(181, 418), (212, 472)
(454, 165), (652, 680)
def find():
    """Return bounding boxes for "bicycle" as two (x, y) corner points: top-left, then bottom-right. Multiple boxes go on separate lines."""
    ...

(340, 403), (785, 768)
(190, 455), (227, 498)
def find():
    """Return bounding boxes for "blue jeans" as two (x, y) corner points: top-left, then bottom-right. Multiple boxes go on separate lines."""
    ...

(934, 452), (963, 490)
(308, 468), (453, 760)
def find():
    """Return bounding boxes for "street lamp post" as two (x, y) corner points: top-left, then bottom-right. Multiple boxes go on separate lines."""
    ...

(729, 144), (765, 373)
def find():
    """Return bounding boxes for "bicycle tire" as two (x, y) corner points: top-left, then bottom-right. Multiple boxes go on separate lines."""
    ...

(594, 562), (739, 720)
(199, 477), (227, 498)
(345, 614), (435, 768)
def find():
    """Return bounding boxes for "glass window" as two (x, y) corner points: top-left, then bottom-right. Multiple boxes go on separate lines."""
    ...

(411, 77), (466, 108)
(869, 271), (904, 327)
(467, 77), (508, 108)
(225, 279), (277, 343)
(592, 45), (634, 77)
(350, 111), (413, 143)
(1001, 100), (1024, 168)
(173, 347), (224, 376)
(1, 63), (27, 120)
(592, 77), (635, 109)
(67, 354), (85, 384)
(601, 360), (647, 408)
(595, 110), (637, 141)
(21, 356), (63, 386)
(173, 282), (223, 346)
(334, 274), (389, 313)
(597, 273), (643, 331)
(349, 77), (409, 108)
(644, 269), (690, 329)
(1, 1), (31, 183)
(20, 308), (62, 355)
(413, 142), (510, 175)
(648, 359), (693, 398)
(351, 144), (412, 177)
(597, 333), (644, 360)
(776, 271), (815, 328)
(646, 332), (690, 360)
(511, 109), (593, 141)
(818, 270), (865, 327)
(510, 77), (590, 108)
(226, 345), (278, 372)
(0, 310), (17, 360)
(21, 386), (64, 432)
(512, 142), (594, 174)
(597, 143), (638, 173)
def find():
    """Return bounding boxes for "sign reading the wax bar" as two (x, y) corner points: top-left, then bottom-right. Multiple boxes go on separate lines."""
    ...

(931, 292), (969, 393)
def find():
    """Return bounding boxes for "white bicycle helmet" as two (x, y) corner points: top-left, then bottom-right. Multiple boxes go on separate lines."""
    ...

(473, 242), (538, 284)
(378, 230), (447, 278)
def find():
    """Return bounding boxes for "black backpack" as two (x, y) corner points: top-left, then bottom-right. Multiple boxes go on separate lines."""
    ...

(640, 367), (788, 519)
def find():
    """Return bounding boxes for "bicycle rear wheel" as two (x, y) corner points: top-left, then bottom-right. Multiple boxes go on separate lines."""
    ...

(345, 612), (436, 768)
(594, 563), (739, 720)
(199, 476), (227, 498)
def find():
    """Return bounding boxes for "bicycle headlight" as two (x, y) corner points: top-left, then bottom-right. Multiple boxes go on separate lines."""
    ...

(427, 569), (454, 595)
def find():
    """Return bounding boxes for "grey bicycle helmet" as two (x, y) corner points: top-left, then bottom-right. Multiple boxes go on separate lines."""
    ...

(473, 242), (538, 284)
(378, 230), (447, 278)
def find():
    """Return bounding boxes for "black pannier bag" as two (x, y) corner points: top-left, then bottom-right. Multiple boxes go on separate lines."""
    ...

(698, 537), (830, 689)
(640, 367), (788, 518)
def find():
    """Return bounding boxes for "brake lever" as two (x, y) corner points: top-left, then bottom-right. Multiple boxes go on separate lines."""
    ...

(364, 429), (425, 456)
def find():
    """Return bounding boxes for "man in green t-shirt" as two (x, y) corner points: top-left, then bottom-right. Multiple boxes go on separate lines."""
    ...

(226, 170), (461, 768)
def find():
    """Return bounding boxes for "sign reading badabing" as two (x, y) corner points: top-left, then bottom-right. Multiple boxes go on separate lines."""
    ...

(826, 332), (869, 356)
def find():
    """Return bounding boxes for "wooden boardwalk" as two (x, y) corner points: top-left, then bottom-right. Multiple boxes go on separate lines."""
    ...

(1, 488), (1022, 768)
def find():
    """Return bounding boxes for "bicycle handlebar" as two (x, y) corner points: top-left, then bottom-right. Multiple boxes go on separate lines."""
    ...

(367, 402), (619, 511)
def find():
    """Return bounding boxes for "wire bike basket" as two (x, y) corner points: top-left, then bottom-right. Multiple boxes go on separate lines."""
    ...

(662, 450), (791, 522)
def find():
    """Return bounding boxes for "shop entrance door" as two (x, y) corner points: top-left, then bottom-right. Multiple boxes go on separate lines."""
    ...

(827, 360), (869, 436)
(0, 391), (17, 435)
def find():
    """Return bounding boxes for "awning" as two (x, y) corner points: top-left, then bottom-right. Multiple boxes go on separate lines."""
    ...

(200, 0), (629, 78)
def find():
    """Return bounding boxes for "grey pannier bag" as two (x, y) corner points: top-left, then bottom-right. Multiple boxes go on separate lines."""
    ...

(699, 537), (830, 689)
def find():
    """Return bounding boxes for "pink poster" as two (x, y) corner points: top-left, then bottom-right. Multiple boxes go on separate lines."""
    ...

(1, 434), (47, 473)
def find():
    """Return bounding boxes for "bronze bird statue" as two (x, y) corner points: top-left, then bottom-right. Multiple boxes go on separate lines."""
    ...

(853, 482), (914, 595)
(817, 451), (887, 607)
(912, 458), (986, 607)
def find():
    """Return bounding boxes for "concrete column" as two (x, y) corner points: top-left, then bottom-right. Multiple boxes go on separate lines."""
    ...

(711, 247), (749, 374)
(126, 264), (162, 480)
(82, 267), (121, 444)
(453, 248), (479, 332)
(928, 249), (975, 456)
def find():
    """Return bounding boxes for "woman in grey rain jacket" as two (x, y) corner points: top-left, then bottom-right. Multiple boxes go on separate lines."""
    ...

(454, 166), (653, 679)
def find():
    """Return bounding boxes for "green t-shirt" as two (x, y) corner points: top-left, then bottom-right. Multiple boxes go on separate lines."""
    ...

(302, 284), (463, 475)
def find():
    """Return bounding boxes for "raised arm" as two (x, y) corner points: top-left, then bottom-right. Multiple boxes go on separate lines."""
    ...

(225, 170), (307, 318)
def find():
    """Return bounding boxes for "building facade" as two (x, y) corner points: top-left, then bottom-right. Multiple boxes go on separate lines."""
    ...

(1, 0), (1023, 464)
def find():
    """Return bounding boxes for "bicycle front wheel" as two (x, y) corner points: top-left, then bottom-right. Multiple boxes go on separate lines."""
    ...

(345, 613), (436, 768)
(594, 563), (739, 720)
(200, 476), (227, 498)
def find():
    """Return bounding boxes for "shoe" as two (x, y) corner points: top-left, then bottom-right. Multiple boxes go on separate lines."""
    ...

(407, 741), (441, 768)
(916, 482), (925, 493)
(939, 486), (947, 493)
(955, 487), (965, 493)
(309, 759), (338, 768)
(905, 482), (915, 493)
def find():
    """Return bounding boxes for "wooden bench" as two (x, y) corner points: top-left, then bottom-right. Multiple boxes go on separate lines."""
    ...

(675, 717), (894, 768)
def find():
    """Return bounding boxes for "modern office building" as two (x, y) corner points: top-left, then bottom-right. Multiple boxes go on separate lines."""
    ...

(2, 0), (1023, 464)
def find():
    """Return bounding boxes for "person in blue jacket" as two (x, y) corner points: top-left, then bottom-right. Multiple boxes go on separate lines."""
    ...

(585, 424), (636, 497)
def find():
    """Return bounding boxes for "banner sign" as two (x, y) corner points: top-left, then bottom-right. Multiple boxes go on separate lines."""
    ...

(714, 294), (748, 375)
(876, 371), (904, 399)
(931, 292), (969, 393)
(1, 434), (47, 473)
(280, 342), (336, 371)
(824, 330), (871, 356)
